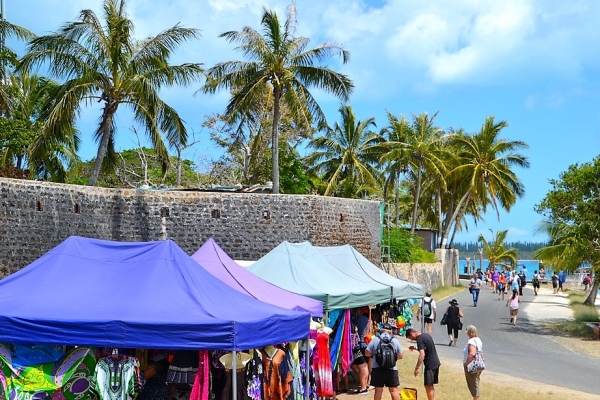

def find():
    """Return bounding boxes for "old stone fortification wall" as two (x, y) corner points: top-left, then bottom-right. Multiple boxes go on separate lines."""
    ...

(0, 178), (382, 276)
(384, 248), (459, 292)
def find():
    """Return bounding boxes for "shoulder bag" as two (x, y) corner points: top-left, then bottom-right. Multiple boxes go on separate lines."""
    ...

(466, 340), (485, 373)
(440, 312), (448, 326)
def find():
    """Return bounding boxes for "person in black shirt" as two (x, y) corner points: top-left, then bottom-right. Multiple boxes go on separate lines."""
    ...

(406, 328), (441, 400)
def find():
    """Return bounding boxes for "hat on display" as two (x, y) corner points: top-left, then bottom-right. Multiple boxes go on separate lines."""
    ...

(219, 352), (251, 370)
(310, 319), (323, 331)
(449, 299), (458, 305)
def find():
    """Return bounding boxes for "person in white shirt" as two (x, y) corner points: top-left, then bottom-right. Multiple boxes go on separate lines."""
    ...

(463, 325), (484, 400)
(416, 291), (437, 334)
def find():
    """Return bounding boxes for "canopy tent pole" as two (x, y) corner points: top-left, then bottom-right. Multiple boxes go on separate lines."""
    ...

(304, 337), (309, 400)
(232, 350), (237, 400)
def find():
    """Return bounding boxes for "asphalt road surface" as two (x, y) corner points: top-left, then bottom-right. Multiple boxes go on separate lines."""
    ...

(425, 283), (600, 396)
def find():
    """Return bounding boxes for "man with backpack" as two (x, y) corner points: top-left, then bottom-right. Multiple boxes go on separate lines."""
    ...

(405, 328), (441, 400)
(365, 324), (403, 400)
(417, 291), (437, 334)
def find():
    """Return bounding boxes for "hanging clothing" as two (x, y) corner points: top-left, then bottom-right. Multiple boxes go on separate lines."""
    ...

(314, 332), (333, 397)
(167, 351), (199, 385)
(261, 348), (292, 400)
(190, 351), (210, 400)
(221, 368), (248, 400)
(91, 355), (141, 400)
(244, 350), (264, 400)
(292, 347), (317, 400)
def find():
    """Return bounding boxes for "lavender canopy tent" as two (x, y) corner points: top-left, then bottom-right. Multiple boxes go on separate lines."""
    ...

(191, 238), (323, 317)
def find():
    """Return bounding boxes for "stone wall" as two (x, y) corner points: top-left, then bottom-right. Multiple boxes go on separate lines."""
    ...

(0, 178), (382, 276)
(383, 248), (459, 292)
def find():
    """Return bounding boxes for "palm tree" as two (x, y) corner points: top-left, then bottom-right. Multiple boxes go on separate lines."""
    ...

(404, 112), (448, 233)
(0, 72), (79, 181)
(0, 19), (36, 111)
(203, 4), (353, 193)
(306, 105), (381, 197)
(439, 117), (529, 248)
(378, 112), (412, 226)
(18, 0), (203, 186)
(478, 229), (518, 269)
(535, 220), (599, 305)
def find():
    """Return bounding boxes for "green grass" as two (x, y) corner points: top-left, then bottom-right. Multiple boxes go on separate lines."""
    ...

(544, 289), (599, 339)
(432, 284), (467, 302)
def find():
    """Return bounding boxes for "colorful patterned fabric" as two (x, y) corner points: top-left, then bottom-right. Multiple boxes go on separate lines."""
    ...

(91, 356), (140, 400)
(0, 345), (95, 400)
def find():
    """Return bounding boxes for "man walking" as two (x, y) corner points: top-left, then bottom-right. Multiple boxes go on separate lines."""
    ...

(417, 291), (437, 334)
(405, 328), (441, 400)
(518, 270), (527, 296)
(558, 270), (566, 292)
(365, 325), (403, 400)
(469, 273), (482, 307)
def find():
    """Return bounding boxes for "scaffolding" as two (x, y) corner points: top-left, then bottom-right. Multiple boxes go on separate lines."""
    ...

(380, 202), (397, 277)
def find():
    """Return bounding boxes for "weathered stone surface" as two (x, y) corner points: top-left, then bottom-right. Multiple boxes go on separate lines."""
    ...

(0, 178), (382, 277)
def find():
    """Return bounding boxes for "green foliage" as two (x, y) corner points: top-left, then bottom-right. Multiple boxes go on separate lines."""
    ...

(203, 3), (352, 193)
(384, 228), (437, 263)
(67, 148), (204, 188)
(19, 0), (203, 186)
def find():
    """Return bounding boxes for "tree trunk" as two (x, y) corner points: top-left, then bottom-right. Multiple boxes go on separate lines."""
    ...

(271, 86), (281, 194)
(395, 174), (400, 228)
(440, 188), (471, 248)
(436, 188), (443, 248)
(410, 160), (423, 233)
(88, 99), (116, 186)
(583, 271), (599, 306)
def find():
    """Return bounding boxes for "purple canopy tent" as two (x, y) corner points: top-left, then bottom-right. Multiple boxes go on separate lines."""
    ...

(0, 236), (309, 351)
(191, 238), (323, 317)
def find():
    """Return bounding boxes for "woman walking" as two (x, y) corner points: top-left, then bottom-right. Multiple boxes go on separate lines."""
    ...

(445, 299), (463, 346)
(506, 289), (521, 325)
(463, 325), (484, 400)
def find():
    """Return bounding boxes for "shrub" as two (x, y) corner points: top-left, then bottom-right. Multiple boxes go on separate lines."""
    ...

(383, 228), (437, 263)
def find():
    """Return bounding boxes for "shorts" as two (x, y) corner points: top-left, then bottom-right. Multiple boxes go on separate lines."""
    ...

(370, 368), (400, 388)
(533, 282), (540, 288)
(423, 317), (433, 324)
(424, 368), (439, 386)
(352, 347), (366, 365)
(552, 282), (558, 288)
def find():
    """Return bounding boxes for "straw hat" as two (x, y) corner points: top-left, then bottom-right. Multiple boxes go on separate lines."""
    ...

(219, 352), (251, 370)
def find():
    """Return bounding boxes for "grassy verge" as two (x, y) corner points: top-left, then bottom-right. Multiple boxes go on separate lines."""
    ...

(544, 289), (599, 339)
(432, 284), (466, 302)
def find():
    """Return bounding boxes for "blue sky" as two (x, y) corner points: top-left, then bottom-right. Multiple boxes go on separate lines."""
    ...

(6, 0), (600, 244)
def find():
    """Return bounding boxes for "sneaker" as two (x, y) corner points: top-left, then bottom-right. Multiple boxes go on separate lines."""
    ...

(449, 340), (453, 346)
(358, 389), (369, 395)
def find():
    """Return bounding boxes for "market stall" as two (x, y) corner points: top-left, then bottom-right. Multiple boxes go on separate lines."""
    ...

(315, 244), (423, 300)
(191, 238), (323, 317)
(0, 236), (310, 349)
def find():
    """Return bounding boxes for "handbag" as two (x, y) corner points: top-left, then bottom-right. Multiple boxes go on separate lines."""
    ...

(467, 341), (485, 373)
(400, 387), (417, 399)
(458, 321), (463, 330)
(440, 312), (448, 326)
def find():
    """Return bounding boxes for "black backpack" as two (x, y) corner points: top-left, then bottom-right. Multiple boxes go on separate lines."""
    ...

(375, 336), (397, 368)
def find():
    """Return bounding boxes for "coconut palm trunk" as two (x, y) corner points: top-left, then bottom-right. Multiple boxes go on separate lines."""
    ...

(89, 99), (117, 186)
(271, 86), (282, 193)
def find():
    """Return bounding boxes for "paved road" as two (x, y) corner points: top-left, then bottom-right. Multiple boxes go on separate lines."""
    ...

(424, 283), (600, 396)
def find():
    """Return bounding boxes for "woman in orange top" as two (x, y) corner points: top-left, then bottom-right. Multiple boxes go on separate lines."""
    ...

(497, 274), (507, 301)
